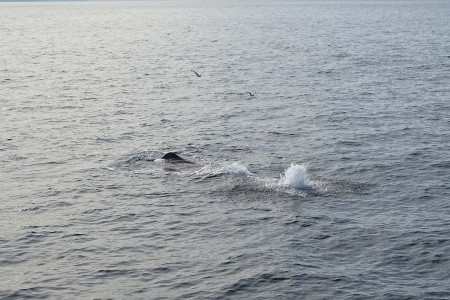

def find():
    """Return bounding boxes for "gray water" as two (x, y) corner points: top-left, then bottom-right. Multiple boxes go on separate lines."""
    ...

(1, 1), (449, 299)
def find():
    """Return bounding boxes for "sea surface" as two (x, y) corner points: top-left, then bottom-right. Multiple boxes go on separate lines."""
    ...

(1, 0), (449, 299)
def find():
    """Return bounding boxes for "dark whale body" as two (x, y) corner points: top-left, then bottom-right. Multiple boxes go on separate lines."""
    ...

(161, 152), (183, 160)
(160, 152), (194, 164)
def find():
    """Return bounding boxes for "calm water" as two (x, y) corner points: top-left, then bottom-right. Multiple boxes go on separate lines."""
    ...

(1, 1), (449, 299)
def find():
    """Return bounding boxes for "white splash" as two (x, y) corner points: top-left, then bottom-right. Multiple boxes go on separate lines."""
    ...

(193, 162), (253, 177)
(223, 162), (253, 176)
(278, 163), (308, 189)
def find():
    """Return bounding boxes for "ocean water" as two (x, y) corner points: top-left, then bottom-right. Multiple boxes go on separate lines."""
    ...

(1, 0), (449, 299)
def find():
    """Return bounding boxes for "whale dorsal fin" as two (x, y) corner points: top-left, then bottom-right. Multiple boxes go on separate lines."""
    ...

(160, 152), (195, 164)
(161, 152), (184, 160)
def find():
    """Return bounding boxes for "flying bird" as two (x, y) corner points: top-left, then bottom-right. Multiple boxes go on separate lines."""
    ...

(191, 69), (203, 77)
(247, 91), (255, 97)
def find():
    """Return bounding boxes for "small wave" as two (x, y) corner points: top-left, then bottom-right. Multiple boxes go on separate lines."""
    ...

(430, 161), (450, 169)
(220, 272), (289, 298)
(111, 150), (159, 170)
(336, 140), (363, 147)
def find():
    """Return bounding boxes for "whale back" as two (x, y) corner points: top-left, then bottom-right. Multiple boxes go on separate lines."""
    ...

(161, 152), (184, 160)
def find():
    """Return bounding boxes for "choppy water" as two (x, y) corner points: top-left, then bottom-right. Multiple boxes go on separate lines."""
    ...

(1, 1), (449, 299)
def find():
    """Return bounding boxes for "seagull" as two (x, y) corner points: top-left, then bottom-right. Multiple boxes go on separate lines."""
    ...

(247, 91), (255, 97)
(191, 69), (203, 77)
